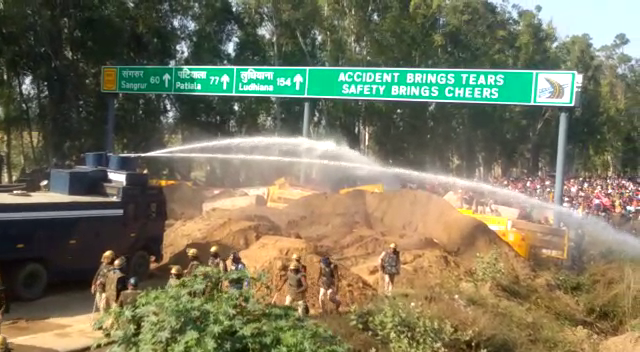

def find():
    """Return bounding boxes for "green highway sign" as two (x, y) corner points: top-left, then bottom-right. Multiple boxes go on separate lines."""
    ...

(235, 67), (307, 96)
(102, 66), (578, 106)
(175, 67), (234, 94)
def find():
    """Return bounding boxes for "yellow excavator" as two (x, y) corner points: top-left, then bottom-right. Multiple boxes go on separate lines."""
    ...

(264, 178), (384, 209)
(264, 178), (317, 209)
(148, 179), (194, 187)
(458, 209), (569, 261)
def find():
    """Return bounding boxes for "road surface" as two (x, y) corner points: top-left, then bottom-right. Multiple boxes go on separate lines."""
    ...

(2, 277), (165, 351)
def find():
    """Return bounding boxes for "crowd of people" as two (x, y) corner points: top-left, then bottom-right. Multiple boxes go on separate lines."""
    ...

(489, 176), (639, 220)
(408, 174), (639, 228)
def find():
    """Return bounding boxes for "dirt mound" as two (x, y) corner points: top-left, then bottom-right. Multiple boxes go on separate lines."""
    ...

(240, 236), (377, 311)
(281, 190), (509, 261)
(160, 189), (517, 295)
(600, 332), (640, 352)
(163, 183), (205, 219)
(161, 209), (288, 269)
(350, 248), (461, 290)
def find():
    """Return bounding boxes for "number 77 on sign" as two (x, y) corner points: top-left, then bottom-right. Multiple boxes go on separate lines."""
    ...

(209, 74), (231, 89)
(173, 67), (235, 94)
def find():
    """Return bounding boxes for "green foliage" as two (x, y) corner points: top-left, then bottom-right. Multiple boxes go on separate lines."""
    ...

(554, 271), (588, 296)
(94, 267), (350, 352)
(349, 299), (481, 352)
(473, 249), (505, 284)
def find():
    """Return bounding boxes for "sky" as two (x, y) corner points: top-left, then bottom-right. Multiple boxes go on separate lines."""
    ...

(509, 0), (640, 58)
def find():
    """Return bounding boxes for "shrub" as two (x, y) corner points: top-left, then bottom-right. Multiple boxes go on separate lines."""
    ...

(350, 299), (481, 352)
(94, 267), (350, 352)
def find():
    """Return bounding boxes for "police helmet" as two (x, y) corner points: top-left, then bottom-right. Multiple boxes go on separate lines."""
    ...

(289, 262), (300, 270)
(292, 253), (301, 261)
(210, 245), (219, 253)
(389, 243), (397, 249)
(186, 248), (198, 257)
(170, 266), (183, 275)
(128, 277), (139, 287)
(113, 257), (126, 269)
(102, 250), (115, 262)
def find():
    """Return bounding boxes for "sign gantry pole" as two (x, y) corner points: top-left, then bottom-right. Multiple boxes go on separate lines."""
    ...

(552, 74), (582, 227)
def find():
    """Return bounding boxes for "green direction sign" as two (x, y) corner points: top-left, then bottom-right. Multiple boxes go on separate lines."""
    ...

(102, 66), (577, 106)
(235, 67), (307, 96)
(174, 67), (234, 94)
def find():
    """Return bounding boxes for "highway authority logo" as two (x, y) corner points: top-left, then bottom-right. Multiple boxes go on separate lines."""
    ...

(535, 73), (574, 104)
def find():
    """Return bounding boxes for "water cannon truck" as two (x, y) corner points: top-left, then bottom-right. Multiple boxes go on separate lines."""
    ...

(0, 152), (166, 301)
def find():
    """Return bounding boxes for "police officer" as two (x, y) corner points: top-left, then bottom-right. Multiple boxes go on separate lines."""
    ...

(378, 243), (400, 296)
(185, 248), (201, 277)
(291, 254), (307, 274)
(92, 250), (115, 313)
(208, 246), (227, 273)
(285, 262), (308, 317)
(228, 252), (249, 290)
(105, 257), (128, 310)
(117, 277), (142, 308)
(0, 272), (10, 321)
(0, 335), (8, 352)
(167, 266), (183, 288)
(317, 256), (341, 313)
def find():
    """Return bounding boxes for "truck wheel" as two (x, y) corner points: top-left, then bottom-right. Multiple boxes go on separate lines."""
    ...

(12, 262), (48, 301)
(129, 251), (150, 280)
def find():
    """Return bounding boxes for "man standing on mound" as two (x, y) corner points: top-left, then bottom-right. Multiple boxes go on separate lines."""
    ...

(317, 256), (341, 313)
(378, 243), (400, 296)
(285, 262), (309, 317)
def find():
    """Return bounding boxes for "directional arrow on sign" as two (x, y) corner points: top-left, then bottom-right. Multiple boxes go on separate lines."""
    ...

(163, 73), (171, 88)
(293, 74), (303, 90)
(221, 74), (230, 90)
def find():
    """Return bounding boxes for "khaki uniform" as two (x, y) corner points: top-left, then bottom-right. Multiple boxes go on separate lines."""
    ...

(117, 289), (142, 308)
(285, 271), (308, 316)
(105, 270), (127, 310)
(185, 259), (201, 277)
(0, 274), (9, 316)
(207, 257), (227, 293)
(208, 257), (227, 272)
(92, 263), (113, 312)
(167, 277), (181, 288)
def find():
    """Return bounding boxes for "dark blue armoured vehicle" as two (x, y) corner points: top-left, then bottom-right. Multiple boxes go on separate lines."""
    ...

(0, 153), (166, 301)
